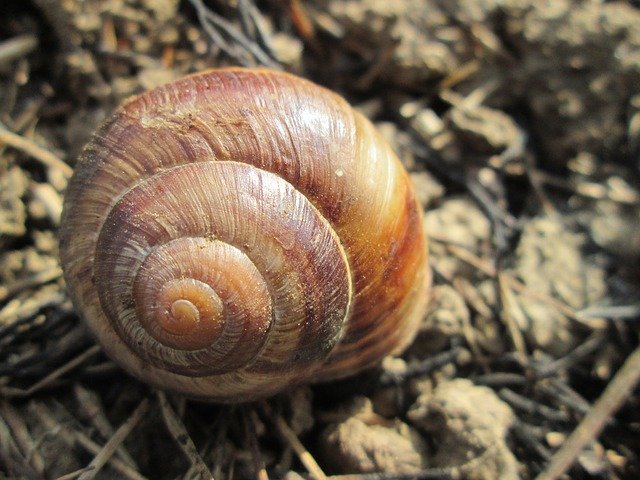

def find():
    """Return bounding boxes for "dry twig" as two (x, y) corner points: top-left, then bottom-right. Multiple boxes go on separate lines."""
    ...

(242, 406), (269, 480)
(0, 345), (100, 398)
(535, 344), (640, 480)
(157, 392), (214, 479)
(188, 0), (280, 69)
(0, 401), (45, 476)
(0, 266), (63, 303)
(78, 398), (149, 480)
(73, 384), (138, 468)
(0, 35), (38, 66)
(0, 124), (73, 178)
(260, 402), (327, 480)
(30, 401), (147, 480)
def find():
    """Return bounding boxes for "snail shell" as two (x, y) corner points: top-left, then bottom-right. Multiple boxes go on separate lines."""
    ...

(59, 68), (430, 402)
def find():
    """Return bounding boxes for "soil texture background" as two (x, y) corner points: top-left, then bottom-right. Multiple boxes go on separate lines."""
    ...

(0, 1), (639, 479)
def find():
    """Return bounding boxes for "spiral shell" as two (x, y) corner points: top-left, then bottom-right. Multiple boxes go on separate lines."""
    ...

(59, 68), (430, 401)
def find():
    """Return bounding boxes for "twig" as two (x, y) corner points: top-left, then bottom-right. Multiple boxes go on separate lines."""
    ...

(206, 410), (231, 480)
(157, 392), (214, 479)
(30, 402), (147, 480)
(55, 467), (95, 480)
(464, 173), (515, 254)
(430, 235), (606, 329)
(0, 316), (86, 377)
(452, 277), (490, 362)
(577, 304), (640, 320)
(536, 380), (592, 417)
(378, 347), (469, 386)
(0, 35), (38, 65)
(260, 402), (326, 480)
(438, 60), (481, 91)
(0, 285), (66, 327)
(523, 153), (558, 217)
(30, 182), (64, 225)
(327, 469), (457, 480)
(497, 273), (529, 368)
(0, 345), (100, 398)
(188, 0), (280, 69)
(0, 266), (63, 303)
(0, 401), (45, 476)
(535, 344), (640, 480)
(78, 399), (149, 480)
(74, 384), (138, 468)
(242, 406), (268, 480)
(355, 38), (400, 90)
(473, 372), (528, 388)
(499, 388), (570, 423)
(238, 0), (277, 60)
(535, 333), (605, 378)
(535, 171), (640, 205)
(512, 420), (552, 461)
(0, 124), (73, 177)
(288, 0), (320, 53)
(0, 413), (40, 478)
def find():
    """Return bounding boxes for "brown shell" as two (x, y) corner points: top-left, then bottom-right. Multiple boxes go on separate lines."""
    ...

(59, 68), (431, 402)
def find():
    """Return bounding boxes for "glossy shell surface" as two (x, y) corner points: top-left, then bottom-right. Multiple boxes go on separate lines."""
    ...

(59, 68), (430, 401)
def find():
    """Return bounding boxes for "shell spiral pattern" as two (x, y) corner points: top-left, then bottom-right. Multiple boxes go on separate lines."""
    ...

(59, 68), (430, 401)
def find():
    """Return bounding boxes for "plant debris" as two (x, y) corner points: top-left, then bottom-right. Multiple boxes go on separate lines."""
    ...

(1, 0), (639, 479)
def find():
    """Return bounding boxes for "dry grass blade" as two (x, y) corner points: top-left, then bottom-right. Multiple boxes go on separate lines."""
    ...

(0, 35), (38, 65)
(0, 408), (39, 478)
(0, 401), (45, 476)
(536, 333), (605, 378)
(157, 392), (214, 479)
(73, 384), (138, 468)
(237, 0), (276, 59)
(378, 347), (469, 386)
(30, 401), (147, 480)
(499, 389), (570, 423)
(78, 398), (149, 480)
(0, 124), (73, 178)
(242, 406), (269, 480)
(55, 466), (96, 480)
(327, 468), (458, 479)
(188, 0), (280, 69)
(0, 286), (66, 327)
(0, 266), (62, 302)
(0, 345), (100, 398)
(535, 344), (640, 480)
(431, 236), (607, 329)
(577, 304), (640, 320)
(260, 402), (327, 480)
(497, 273), (529, 367)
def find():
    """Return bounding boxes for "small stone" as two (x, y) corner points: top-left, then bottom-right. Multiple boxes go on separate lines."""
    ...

(271, 33), (303, 70)
(545, 431), (565, 448)
(447, 104), (521, 155)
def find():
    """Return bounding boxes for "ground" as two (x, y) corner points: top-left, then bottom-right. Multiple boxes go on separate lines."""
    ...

(0, 0), (639, 479)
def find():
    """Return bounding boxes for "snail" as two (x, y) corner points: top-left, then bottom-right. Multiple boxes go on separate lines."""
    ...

(59, 68), (431, 402)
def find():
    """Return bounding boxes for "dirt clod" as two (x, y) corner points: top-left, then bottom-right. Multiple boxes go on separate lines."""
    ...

(408, 378), (519, 480)
(320, 396), (429, 474)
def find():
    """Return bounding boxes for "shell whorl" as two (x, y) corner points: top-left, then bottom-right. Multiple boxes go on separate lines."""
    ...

(59, 68), (430, 401)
